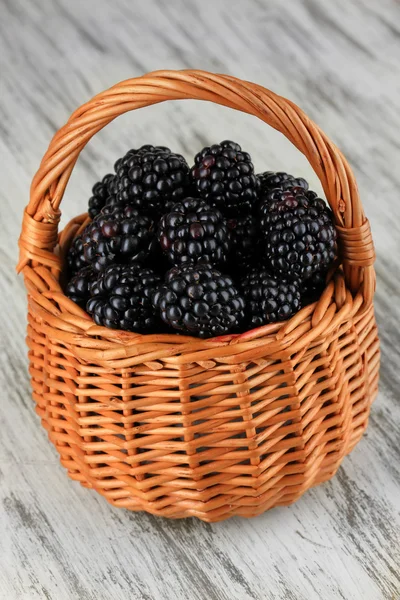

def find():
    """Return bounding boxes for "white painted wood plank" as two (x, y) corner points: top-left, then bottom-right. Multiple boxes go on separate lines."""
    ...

(0, 0), (399, 598)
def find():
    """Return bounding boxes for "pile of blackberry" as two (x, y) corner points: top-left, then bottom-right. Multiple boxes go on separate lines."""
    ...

(65, 142), (337, 338)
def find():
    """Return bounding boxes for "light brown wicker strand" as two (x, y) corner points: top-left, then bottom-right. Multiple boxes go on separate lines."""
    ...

(17, 70), (379, 521)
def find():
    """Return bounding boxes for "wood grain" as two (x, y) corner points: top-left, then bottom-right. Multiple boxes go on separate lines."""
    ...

(0, 0), (399, 598)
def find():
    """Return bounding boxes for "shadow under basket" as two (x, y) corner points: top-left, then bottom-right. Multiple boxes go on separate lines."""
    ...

(17, 70), (380, 522)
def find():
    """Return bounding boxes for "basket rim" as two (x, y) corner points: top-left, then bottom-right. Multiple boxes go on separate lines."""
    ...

(21, 211), (367, 369)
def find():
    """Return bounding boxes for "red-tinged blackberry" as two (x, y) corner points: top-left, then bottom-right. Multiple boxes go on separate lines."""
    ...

(65, 266), (96, 309)
(158, 197), (230, 267)
(190, 140), (259, 216)
(240, 267), (301, 328)
(82, 203), (156, 273)
(88, 174), (117, 219)
(87, 263), (162, 332)
(258, 171), (308, 199)
(152, 264), (246, 338)
(67, 234), (89, 275)
(260, 187), (337, 281)
(112, 145), (191, 217)
(227, 215), (258, 264)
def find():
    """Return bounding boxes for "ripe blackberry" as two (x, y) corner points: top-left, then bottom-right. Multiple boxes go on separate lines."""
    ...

(260, 188), (336, 281)
(158, 198), (230, 266)
(82, 204), (156, 273)
(65, 266), (96, 309)
(302, 270), (328, 305)
(258, 171), (308, 199)
(240, 267), (301, 328)
(67, 234), (88, 275)
(153, 265), (246, 338)
(190, 140), (259, 216)
(112, 145), (190, 217)
(87, 264), (161, 332)
(227, 215), (258, 264)
(88, 174), (116, 219)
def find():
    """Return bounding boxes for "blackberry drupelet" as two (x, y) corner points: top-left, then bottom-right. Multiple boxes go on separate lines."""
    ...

(67, 234), (88, 275)
(258, 171), (308, 199)
(65, 266), (96, 309)
(190, 140), (259, 216)
(87, 264), (161, 332)
(240, 267), (301, 328)
(88, 174), (116, 219)
(112, 145), (191, 217)
(227, 215), (258, 264)
(158, 197), (230, 266)
(152, 264), (246, 338)
(82, 203), (156, 272)
(260, 187), (336, 281)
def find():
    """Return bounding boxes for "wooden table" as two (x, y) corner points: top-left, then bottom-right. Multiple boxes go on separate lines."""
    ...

(1, 1), (399, 598)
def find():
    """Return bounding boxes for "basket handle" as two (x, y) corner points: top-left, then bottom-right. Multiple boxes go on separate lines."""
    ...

(17, 69), (375, 305)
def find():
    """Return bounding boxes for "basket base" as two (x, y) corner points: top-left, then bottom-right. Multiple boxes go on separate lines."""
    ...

(63, 425), (364, 523)
(41, 383), (376, 523)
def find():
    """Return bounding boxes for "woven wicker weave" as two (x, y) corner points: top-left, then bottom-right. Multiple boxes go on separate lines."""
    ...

(17, 70), (379, 522)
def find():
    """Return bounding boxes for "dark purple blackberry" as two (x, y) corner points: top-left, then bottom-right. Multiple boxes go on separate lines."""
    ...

(158, 197), (230, 267)
(112, 145), (190, 217)
(301, 270), (328, 305)
(240, 267), (301, 328)
(190, 140), (259, 216)
(227, 215), (258, 264)
(260, 188), (337, 281)
(67, 234), (89, 275)
(65, 266), (96, 309)
(82, 203), (156, 273)
(87, 264), (161, 332)
(153, 264), (246, 338)
(258, 171), (308, 200)
(88, 174), (117, 219)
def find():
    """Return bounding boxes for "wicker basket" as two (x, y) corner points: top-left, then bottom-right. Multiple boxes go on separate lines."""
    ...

(17, 70), (379, 522)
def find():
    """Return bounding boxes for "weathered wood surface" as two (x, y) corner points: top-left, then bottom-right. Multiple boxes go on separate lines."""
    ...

(0, 0), (399, 598)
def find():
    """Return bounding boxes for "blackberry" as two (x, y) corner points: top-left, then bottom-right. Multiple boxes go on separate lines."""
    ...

(87, 264), (161, 332)
(82, 203), (156, 273)
(258, 171), (308, 199)
(153, 265), (246, 338)
(227, 215), (258, 264)
(88, 174), (116, 219)
(158, 198), (230, 266)
(65, 266), (96, 309)
(112, 145), (190, 217)
(302, 270), (328, 305)
(240, 267), (301, 328)
(190, 140), (259, 216)
(67, 234), (88, 275)
(260, 188), (336, 281)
